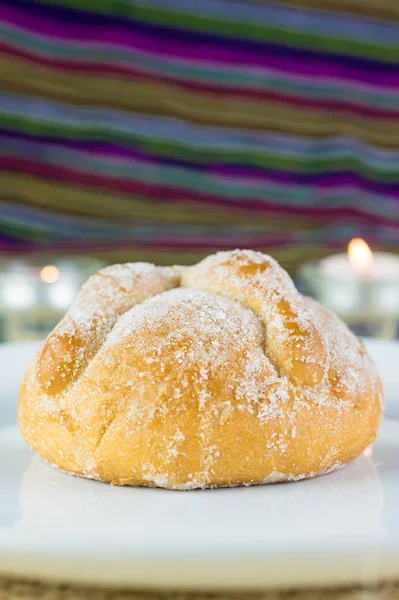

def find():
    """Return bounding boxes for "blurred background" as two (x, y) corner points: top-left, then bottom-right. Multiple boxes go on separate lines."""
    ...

(0, 0), (399, 342)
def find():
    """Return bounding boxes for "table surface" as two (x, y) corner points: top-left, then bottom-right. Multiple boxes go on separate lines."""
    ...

(1, 578), (399, 600)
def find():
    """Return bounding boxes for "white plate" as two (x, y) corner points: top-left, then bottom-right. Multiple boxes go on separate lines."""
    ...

(1, 340), (399, 590)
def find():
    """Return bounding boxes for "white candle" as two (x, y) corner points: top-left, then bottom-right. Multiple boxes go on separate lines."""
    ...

(320, 239), (399, 283)
(299, 239), (399, 331)
(0, 256), (105, 342)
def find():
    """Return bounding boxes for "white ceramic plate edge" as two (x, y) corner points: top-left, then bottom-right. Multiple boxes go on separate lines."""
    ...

(1, 540), (399, 591)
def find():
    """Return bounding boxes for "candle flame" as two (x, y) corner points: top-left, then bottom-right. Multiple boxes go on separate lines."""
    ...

(347, 238), (373, 273)
(363, 446), (373, 458)
(40, 265), (60, 283)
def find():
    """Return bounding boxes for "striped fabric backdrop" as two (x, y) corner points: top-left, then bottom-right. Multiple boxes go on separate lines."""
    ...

(1, 0), (399, 270)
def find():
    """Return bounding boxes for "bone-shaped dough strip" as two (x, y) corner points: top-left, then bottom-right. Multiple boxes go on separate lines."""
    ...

(37, 263), (180, 395)
(182, 250), (328, 387)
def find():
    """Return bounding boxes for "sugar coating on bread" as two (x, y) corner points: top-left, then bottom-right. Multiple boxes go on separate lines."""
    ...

(19, 250), (383, 490)
(36, 262), (180, 395)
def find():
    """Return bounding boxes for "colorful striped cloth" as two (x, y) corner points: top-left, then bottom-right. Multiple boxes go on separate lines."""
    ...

(0, 0), (399, 270)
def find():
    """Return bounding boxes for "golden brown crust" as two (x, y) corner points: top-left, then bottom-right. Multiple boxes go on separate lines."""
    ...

(36, 263), (180, 395)
(19, 250), (383, 489)
(182, 251), (327, 387)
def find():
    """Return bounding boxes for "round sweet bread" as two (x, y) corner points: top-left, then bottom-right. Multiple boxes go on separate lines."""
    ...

(19, 250), (383, 489)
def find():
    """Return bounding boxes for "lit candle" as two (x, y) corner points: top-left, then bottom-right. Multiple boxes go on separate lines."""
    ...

(299, 239), (399, 339)
(0, 257), (105, 342)
(320, 238), (399, 282)
(40, 265), (61, 284)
